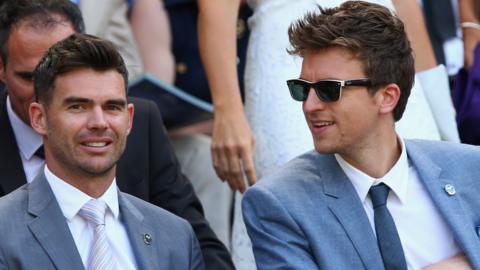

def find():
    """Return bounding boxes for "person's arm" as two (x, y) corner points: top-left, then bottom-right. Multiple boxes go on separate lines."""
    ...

(393, 0), (460, 142)
(459, 0), (480, 68)
(0, 245), (5, 270)
(129, 0), (175, 84)
(242, 186), (319, 269)
(392, 0), (437, 72)
(422, 253), (473, 270)
(197, 0), (256, 193)
(187, 223), (206, 270)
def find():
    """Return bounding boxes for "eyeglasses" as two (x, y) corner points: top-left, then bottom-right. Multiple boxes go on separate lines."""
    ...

(286, 78), (372, 102)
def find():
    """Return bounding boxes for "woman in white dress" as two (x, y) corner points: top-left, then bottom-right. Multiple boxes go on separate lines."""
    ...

(199, 0), (456, 269)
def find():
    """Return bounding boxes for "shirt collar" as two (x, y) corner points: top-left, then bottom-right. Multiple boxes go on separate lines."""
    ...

(6, 96), (43, 160)
(44, 166), (120, 221)
(335, 136), (409, 204)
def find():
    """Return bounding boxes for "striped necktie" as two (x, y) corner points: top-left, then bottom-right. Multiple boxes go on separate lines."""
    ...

(78, 199), (118, 270)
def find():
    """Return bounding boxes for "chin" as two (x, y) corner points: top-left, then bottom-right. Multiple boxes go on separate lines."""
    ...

(313, 142), (337, 154)
(80, 161), (116, 177)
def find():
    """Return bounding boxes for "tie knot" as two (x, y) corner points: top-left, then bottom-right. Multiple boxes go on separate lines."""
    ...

(78, 199), (108, 226)
(369, 183), (390, 209)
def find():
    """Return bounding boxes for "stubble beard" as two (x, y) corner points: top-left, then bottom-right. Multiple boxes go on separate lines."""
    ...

(46, 128), (128, 180)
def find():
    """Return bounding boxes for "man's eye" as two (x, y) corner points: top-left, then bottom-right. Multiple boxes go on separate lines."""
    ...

(19, 74), (33, 81)
(68, 104), (84, 111)
(106, 104), (123, 111)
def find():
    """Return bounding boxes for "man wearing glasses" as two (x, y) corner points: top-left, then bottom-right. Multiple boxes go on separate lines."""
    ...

(242, 1), (480, 270)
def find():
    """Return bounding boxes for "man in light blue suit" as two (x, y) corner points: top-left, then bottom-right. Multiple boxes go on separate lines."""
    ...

(242, 1), (480, 270)
(0, 33), (204, 270)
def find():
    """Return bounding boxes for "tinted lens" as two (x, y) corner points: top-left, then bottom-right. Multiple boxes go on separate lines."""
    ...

(287, 80), (309, 101)
(313, 81), (341, 102)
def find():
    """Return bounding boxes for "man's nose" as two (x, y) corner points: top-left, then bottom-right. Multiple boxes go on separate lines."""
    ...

(303, 88), (326, 113)
(87, 106), (108, 129)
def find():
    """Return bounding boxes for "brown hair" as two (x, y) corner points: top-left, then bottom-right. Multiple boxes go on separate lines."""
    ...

(288, 1), (414, 121)
(33, 33), (128, 104)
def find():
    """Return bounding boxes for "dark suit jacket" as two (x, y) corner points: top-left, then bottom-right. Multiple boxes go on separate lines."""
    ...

(0, 92), (234, 269)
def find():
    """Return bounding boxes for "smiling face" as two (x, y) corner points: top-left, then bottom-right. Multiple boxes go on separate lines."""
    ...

(0, 18), (75, 124)
(301, 47), (391, 157)
(30, 68), (133, 184)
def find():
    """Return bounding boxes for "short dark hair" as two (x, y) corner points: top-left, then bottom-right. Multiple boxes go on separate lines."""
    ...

(0, 0), (84, 64)
(288, 1), (414, 121)
(34, 33), (129, 104)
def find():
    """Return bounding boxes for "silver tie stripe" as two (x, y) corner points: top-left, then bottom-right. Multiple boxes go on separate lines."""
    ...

(78, 199), (118, 270)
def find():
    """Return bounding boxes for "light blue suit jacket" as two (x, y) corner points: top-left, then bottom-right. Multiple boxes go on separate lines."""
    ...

(243, 140), (480, 269)
(0, 173), (205, 270)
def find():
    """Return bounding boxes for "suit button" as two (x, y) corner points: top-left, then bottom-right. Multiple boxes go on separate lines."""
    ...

(237, 18), (246, 39)
(176, 62), (188, 74)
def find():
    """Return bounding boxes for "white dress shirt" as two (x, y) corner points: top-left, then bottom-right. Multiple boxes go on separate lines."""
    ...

(335, 137), (461, 270)
(7, 96), (44, 182)
(44, 166), (138, 269)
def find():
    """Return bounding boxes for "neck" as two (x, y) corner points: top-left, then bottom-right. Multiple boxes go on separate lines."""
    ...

(339, 128), (401, 178)
(6, 94), (31, 126)
(47, 164), (116, 198)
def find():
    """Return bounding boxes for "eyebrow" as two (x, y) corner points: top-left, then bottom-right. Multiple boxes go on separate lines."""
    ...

(105, 99), (128, 107)
(62, 97), (127, 107)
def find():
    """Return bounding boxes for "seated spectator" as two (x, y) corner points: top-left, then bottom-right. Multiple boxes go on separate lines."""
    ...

(0, 33), (204, 270)
(243, 2), (480, 269)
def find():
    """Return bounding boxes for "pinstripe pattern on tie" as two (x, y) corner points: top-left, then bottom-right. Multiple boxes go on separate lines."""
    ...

(78, 199), (118, 270)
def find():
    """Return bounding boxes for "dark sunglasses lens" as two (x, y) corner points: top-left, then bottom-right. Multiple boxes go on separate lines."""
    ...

(313, 81), (340, 102)
(288, 81), (308, 101)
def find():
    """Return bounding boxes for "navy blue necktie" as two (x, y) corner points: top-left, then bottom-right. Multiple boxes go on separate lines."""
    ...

(369, 183), (408, 270)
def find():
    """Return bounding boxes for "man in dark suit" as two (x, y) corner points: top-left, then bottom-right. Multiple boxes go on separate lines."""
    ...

(0, 0), (234, 268)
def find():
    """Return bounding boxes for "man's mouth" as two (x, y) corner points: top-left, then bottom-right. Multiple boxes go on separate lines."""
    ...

(312, 121), (335, 128)
(82, 141), (109, 147)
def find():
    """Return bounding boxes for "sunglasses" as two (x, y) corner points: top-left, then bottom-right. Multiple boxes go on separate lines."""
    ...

(286, 78), (372, 102)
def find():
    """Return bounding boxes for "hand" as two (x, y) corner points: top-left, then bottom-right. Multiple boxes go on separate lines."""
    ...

(463, 27), (480, 68)
(422, 253), (472, 270)
(211, 110), (256, 193)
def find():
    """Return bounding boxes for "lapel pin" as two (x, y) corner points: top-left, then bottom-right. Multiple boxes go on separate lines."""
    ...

(444, 184), (456, 196)
(143, 233), (152, 245)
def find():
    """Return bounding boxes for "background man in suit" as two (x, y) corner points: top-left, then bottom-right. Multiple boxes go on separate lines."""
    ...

(242, 2), (480, 269)
(0, 0), (234, 268)
(0, 33), (204, 270)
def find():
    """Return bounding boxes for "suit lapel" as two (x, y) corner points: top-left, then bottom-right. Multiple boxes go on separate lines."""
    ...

(119, 193), (158, 270)
(406, 141), (480, 269)
(27, 174), (84, 270)
(321, 155), (384, 270)
(0, 92), (28, 195)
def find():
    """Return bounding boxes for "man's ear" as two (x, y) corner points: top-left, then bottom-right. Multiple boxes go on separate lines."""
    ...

(29, 102), (48, 136)
(377, 83), (401, 116)
(126, 103), (134, 135)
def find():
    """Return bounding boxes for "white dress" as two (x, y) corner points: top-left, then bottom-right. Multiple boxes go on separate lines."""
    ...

(232, 0), (442, 269)
(232, 1), (317, 269)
